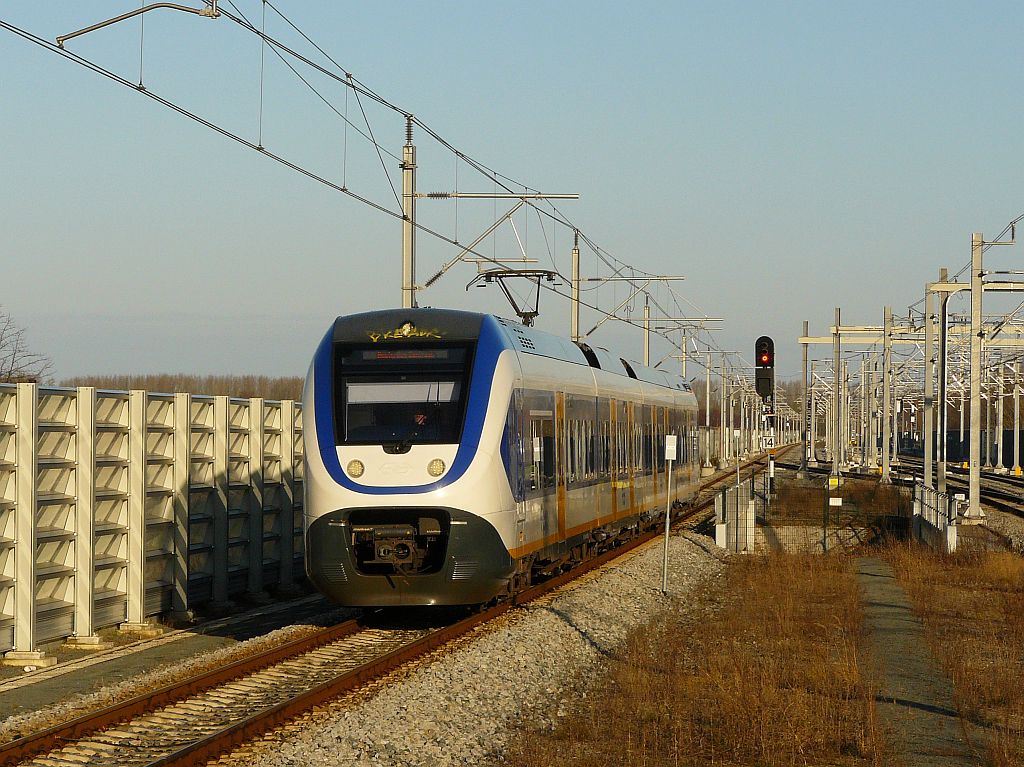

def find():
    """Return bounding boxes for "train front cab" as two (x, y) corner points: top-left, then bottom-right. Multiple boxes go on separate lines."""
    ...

(304, 309), (517, 606)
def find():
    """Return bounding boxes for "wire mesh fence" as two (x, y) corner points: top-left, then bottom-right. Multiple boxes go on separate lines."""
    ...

(715, 470), (913, 554)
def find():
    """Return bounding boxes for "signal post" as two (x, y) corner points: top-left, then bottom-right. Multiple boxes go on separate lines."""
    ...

(755, 336), (776, 454)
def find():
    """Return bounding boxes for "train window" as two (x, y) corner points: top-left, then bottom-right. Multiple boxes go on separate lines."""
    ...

(525, 427), (538, 492)
(528, 416), (555, 490)
(341, 378), (464, 444)
(586, 421), (596, 478)
(597, 399), (611, 478)
(542, 429), (555, 487)
(643, 406), (653, 474)
(571, 421), (578, 483)
(616, 419), (625, 475)
(502, 394), (525, 502)
(333, 343), (473, 446)
(658, 408), (667, 472)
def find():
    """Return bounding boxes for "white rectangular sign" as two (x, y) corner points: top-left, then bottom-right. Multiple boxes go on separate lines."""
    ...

(665, 435), (678, 461)
(829, 497), (843, 507)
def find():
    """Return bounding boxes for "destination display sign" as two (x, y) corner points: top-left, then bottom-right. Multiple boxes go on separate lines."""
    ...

(361, 349), (451, 361)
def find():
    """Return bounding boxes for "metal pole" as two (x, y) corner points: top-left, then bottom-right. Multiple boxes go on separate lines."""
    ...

(937, 269), (949, 493)
(401, 116), (417, 309)
(661, 455), (674, 595)
(967, 232), (984, 519)
(841, 359), (849, 467)
(720, 357), (727, 465)
(800, 321), (809, 473)
(702, 351), (713, 475)
(741, 397), (748, 456)
(954, 385), (962, 458)
(570, 231), (580, 342)
(984, 364), (993, 469)
(729, 372), (736, 461)
(643, 297), (650, 367)
(680, 334), (687, 378)
(894, 398), (900, 466)
(730, 384), (737, 464)
(862, 355), (869, 464)
(825, 398), (832, 463)
(833, 307), (841, 476)
(868, 355), (878, 467)
(882, 306), (893, 483)
(809, 361), (818, 466)
(736, 431), (741, 486)
(923, 286), (935, 488)
(996, 363), (1005, 472)
(1014, 361), (1021, 475)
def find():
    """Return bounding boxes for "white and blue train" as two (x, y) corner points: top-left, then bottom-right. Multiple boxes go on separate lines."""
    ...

(302, 308), (702, 606)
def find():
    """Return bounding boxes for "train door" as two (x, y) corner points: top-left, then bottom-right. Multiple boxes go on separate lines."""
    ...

(554, 392), (568, 540)
(611, 399), (630, 518)
(508, 390), (527, 549)
(622, 401), (630, 514)
(596, 397), (613, 524)
(526, 396), (557, 545)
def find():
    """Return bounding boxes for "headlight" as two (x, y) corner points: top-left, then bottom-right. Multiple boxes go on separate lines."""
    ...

(346, 460), (365, 478)
(427, 458), (446, 477)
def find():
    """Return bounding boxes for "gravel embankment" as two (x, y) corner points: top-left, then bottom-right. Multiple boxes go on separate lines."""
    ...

(240, 533), (726, 767)
(984, 508), (1024, 551)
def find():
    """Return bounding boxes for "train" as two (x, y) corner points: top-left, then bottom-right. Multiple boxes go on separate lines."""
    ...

(302, 308), (702, 606)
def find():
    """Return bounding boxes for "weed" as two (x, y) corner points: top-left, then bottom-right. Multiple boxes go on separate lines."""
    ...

(509, 555), (885, 766)
(885, 542), (1024, 764)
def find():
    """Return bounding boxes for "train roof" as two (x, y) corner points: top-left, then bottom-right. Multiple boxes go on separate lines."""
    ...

(329, 308), (693, 395)
(494, 317), (693, 394)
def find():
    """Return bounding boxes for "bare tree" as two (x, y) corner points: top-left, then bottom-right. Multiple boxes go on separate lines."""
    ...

(0, 308), (52, 383)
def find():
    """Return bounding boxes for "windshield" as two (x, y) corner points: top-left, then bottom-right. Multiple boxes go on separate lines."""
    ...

(333, 345), (472, 445)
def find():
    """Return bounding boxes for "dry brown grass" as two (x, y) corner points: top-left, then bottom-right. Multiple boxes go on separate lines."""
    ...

(885, 543), (1024, 766)
(509, 554), (885, 767)
(59, 374), (303, 401)
(841, 480), (912, 517)
(772, 482), (825, 522)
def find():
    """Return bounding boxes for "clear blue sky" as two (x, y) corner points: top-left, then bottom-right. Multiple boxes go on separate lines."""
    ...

(3, 1), (1024, 381)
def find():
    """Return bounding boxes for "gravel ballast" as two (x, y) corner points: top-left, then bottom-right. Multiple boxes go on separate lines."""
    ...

(240, 533), (725, 767)
(984, 508), (1024, 551)
(0, 606), (356, 742)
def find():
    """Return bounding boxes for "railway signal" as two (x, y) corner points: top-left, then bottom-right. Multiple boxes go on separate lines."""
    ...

(755, 336), (774, 405)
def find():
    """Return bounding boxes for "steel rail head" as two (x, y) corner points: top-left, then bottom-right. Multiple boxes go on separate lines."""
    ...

(0, 617), (364, 766)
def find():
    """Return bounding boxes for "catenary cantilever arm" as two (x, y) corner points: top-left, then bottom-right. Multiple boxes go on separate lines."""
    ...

(57, 2), (219, 48)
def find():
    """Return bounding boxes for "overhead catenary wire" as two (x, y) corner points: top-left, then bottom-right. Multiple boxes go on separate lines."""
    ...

(220, 0), (681, 296)
(137, 1), (145, 88)
(2, 9), (721, 361)
(223, 0), (403, 210)
(256, 0), (265, 149)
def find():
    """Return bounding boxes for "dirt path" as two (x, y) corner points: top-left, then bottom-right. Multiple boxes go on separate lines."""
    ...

(856, 557), (978, 766)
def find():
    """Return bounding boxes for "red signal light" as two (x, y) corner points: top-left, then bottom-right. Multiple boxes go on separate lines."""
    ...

(755, 336), (774, 370)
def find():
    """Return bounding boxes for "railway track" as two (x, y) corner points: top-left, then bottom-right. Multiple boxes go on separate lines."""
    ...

(776, 452), (1024, 521)
(0, 448), (785, 767)
(894, 455), (1024, 519)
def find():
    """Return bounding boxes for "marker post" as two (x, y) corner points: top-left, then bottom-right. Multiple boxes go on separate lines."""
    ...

(662, 435), (678, 595)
